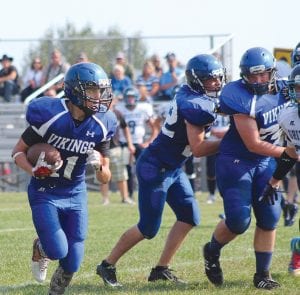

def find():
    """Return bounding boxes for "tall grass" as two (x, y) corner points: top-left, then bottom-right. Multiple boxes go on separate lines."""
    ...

(0, 192), (300, 294)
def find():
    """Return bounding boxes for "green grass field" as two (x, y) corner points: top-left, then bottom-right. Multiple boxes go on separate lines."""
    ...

(1, 191), (300, 294)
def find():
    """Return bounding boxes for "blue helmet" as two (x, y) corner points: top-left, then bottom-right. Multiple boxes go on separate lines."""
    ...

(291, 43), (300, 67)
(185, 54), (225, 97)
(64, 62), (112, 114)
(240, 47), (276, 95)
(288, 64), (300, 103)
(123, 87), (139, 108)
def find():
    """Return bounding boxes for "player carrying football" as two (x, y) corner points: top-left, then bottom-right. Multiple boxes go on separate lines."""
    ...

(11, 62), (117, 294)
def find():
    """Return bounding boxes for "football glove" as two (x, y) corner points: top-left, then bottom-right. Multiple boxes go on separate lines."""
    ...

(87, 149), (102, 172)
(259, 183), (282, 205)
(32, 151), (63, 179)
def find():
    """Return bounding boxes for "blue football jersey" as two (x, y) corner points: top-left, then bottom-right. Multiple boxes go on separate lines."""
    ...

(219, 79), (288, 160)
(148, 84), (216, 168)
(26, 97), (117, 188)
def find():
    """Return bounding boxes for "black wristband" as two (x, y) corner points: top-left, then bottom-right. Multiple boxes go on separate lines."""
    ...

(273, 151), (297, 180)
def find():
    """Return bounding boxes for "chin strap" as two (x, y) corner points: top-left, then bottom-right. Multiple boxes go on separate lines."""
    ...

(78, 102), (96, 117)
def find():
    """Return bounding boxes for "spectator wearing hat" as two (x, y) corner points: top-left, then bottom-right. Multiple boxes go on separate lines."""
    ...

(0, 54), (20, 102)
(158, 52), (183, 101)
(114, 51), (135, 80)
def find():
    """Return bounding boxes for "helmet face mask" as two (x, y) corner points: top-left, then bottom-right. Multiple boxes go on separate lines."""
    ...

(64, 62), (112, 115)
(201, 74), (224, 98)
(185, 54), (225, 98)
(72, 83), (112, 115)
(239, 47), (276, 95)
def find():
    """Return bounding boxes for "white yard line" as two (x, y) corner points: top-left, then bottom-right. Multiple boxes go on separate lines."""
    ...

(0, 227), (33, 233)
(0, 281), (35, 291)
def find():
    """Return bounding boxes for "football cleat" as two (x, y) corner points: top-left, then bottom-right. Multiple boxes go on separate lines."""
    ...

(288, 252), (300, 276)
(49, 266), (73, 294)
(148, 266), (185, 284)
(203, 242), (223, 285)
(122, 198), (135, 205)
(253, 271), (280, 290)
(96, 260), (122, 287)
(31, 238), (50, 283)
(206, 194), (216, 204)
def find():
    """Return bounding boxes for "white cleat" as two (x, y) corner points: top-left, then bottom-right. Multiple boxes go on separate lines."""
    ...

(31, 238), (50, 283)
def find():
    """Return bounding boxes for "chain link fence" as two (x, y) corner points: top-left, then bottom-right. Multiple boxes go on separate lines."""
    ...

(0, 33), (233, 79)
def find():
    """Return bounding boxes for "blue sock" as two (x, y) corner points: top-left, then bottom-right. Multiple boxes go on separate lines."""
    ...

(255, 251), (272, 274)
(209, 235), (225, 256)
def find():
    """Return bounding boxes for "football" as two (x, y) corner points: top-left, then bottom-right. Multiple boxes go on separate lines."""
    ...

(27, 143), (61, 166)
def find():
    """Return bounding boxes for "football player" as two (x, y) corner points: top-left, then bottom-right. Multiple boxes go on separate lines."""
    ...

(260, 64), (300, 276)
(115, 86), (158, 199)
(291, 43), (300, 67)
(96, 54), (225, 286)
(203, 47), (289, 290)
(11, 62), (117, 294)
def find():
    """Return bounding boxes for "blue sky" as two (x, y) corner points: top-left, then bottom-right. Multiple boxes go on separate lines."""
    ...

(1, 0), (299, 78)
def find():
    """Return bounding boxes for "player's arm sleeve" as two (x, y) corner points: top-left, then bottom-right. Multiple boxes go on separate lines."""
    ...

(21, 126), (43, 146)
(180, 100), (216, 126)
(106, 111), (118, 139)
(219, 84), (250, 115)
(94, 140), (110, 157)
(26, 99), (46, 129)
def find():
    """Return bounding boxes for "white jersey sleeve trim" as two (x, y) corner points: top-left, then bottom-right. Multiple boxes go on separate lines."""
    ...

(249, 95), (257, 118)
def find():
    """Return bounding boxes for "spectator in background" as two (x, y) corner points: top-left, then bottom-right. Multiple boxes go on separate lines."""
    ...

(41, 49), (70, 93)
(276, 57), (292, 79)
(20, 58), (43, 102)
(43, 88), (57, 98)
(150, 54), (163, 78)
(111, 64), (132, 94)
(0, 54), (20, 102)
(0, 55), (19, 183)
(158, 52), (183, 101)
(75, 52), (89, 64)
(114, 51), (135, 80)
(138, 84), (152, 103)
(136, 60), (159, 101)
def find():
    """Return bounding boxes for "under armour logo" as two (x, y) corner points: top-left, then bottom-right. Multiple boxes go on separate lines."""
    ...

(86, 131), (95, 137)
(233, 159), (240, 164)
(290, 121), (295, 126)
